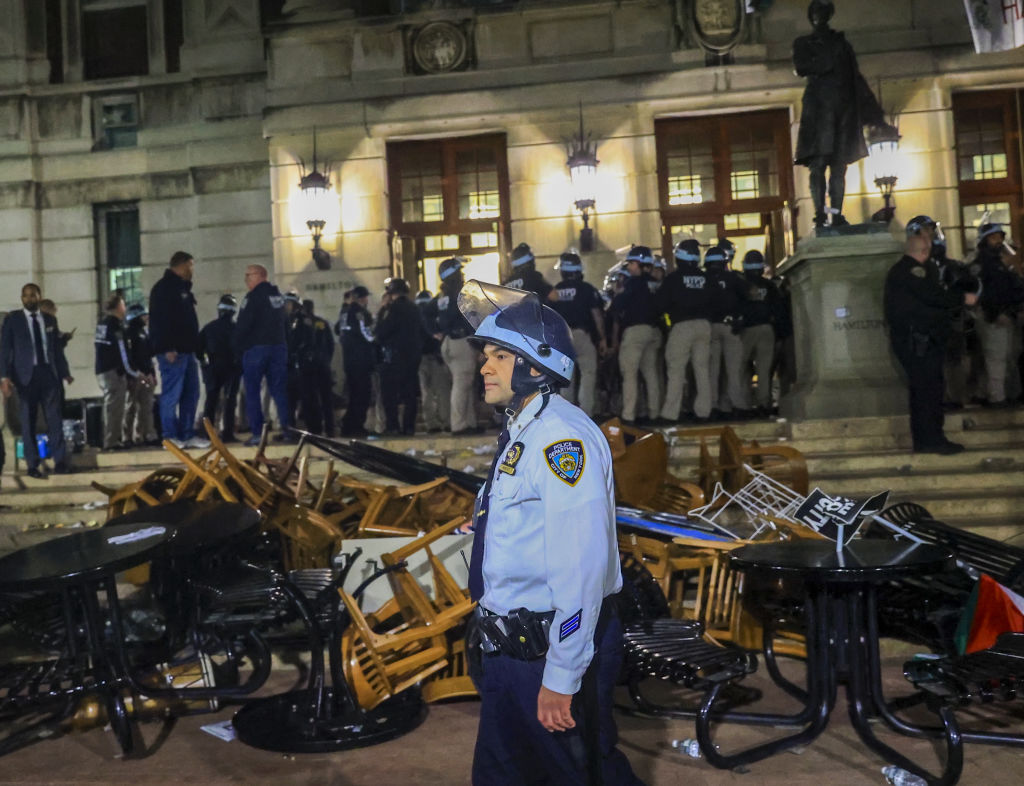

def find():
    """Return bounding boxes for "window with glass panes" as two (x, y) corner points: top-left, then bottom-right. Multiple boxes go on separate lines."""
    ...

(953, 90), (1023, 251)
(387, 135), (510, 292)
(656, 110), (793, 265)
(94, 202), (143, 310)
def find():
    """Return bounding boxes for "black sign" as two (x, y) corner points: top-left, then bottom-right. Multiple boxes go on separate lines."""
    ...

(794, 488), (890, 544)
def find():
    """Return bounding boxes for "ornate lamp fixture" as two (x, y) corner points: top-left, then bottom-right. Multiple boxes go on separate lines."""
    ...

(868, 122), (901, 224)
(298, 129), (333, 270)
(566, 103), (599, 253)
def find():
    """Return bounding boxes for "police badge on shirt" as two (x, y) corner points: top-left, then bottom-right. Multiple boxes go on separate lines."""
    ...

(544, 439), (586, 486)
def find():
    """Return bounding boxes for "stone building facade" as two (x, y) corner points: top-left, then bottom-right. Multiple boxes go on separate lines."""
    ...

(0, 0), (1022, 396)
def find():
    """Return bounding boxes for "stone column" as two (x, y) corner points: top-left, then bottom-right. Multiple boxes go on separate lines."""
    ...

(778, 231), (907, 421)
(0, 0), (50, 87)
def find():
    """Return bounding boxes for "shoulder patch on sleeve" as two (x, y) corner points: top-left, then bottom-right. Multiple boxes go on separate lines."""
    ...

(544, 439), (586, 486)
(559, 609), (582, 642)
(911, 266), (926, 278)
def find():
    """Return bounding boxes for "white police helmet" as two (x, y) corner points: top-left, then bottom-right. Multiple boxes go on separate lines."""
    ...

(458, 280), (575, 389)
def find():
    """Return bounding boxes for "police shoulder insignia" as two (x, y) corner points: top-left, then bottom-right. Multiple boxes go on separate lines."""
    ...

(911, 266), (926, 278)
(544, 439), (586, 486)
(498, 441), (524, 475)
(559, 609), (582, 642)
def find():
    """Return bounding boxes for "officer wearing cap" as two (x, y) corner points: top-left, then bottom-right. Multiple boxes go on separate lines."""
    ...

(972, 223), (1024, 406)
(235, 264), (292, 445)
(459, 281), (641, 785)
(125, 302), (158, 446)
(551, 250), (607, 416)
(503, 242), (555, 301)
(197, 294), (242, 442)
(610, 245), (662, 425)
(655, 239), (714, 424)
(431, 257), (480, 435)
(375, 277), (426, 436)
(415, 288), (452, 433)
(738, 250), (784, 416)
(885, 234), (978, 453)
(704, 245), (747, 418)
(339, 285), (375, 438)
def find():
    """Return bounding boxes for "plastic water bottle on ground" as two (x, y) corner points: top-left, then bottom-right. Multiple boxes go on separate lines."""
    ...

(670, 738), (702, 758)
(881, 765), (927, 786)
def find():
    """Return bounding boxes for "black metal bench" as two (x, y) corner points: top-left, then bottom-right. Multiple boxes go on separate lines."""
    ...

(865, 502), (1024, 653)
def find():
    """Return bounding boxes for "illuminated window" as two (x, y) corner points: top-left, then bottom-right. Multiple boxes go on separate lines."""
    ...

(423, 235), (460, 252)
(724, 213), (763, 231)
(668, 175), (704, 205)
(94, 202), (143, 309)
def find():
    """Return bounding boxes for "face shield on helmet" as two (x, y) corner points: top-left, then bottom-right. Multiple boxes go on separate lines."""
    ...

(458, 280), (576, 393)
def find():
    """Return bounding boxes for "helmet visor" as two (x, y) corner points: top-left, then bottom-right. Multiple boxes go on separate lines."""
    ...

(458, 280), (542, 331)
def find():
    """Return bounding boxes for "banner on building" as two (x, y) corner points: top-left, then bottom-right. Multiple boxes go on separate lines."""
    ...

(964, 0), (1024, 53)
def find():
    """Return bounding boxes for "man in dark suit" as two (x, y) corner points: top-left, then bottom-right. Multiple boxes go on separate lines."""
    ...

(0, 283), (74, 478)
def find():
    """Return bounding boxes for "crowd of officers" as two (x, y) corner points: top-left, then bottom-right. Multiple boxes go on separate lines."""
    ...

(87, 217), (1022, 449)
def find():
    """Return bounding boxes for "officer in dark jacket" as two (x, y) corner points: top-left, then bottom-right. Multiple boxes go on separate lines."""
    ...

(375, 278), (425, 436)
(433, 257), (480, 434)
(302, 299), (336, 437)
(705, 245), (747, 417)
(284, 291), (319, 433)
(95, 291), (139, 449)
(148, 250), (204, 448)
(198, 294), (241, 442)
(738, 251), (784, 415)
(972, 223), (1024, 406)
(502, 242), (554, 300)
(416, 289), (451, 432)
(340, 286), (375, 437)
(610, 245), (662, 424)
(552, 250), (607, 416)
(235, 264), (292, 445)
(125, 303), (157, 445)
(885, 234), (978, 453)
(656, 239), (715, 423)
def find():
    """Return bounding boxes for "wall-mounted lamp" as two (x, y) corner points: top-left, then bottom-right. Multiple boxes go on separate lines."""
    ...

(867, 121), (900, 224)
(299, 129), (333, 270)
(566, 103), (599, 253)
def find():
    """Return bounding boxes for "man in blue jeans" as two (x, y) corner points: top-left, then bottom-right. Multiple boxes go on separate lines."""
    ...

(149, 251), (209, 450)
(234, 264), (293, 445)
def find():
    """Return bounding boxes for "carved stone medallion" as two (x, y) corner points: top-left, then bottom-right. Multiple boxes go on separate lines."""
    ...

(689, 0), (747, 54)
(411, 21), (469, 74)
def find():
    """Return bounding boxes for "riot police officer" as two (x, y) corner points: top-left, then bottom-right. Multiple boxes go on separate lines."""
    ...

(339, 285), (375, 438)
(416, 289), (451, 432)
(885, 234), (978, 453)
(197, 294), (241, 442)
(656, 239), (715, 423)
(235, 264), (292, 445)
(375, 277), (425, 436)
(551, 250), (607, 416)
(433, 257), (480, 435)
(304, 299), (336, 436)
(705, 245), (747, 418)
(503, 242), (554, 300)
(610, 245), (662, 424)
(972, 223), (1024, 406)
(458, 280), (640, 786)
(738, 250), (784, 416)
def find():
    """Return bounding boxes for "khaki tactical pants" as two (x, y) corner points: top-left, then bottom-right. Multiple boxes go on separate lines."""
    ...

(442, 336), (479, 432)
(710, 322), (745, 413)
(976, 316), (1017, 404)
(569, 328), (599, 416)
(661, 319), (712, 420)
(126, 376), (156, 443)
(419, 353), (452, 431)
(97, 369), (127, 448)
(741, 323), (776, 410)
(618, 324), (662, 422)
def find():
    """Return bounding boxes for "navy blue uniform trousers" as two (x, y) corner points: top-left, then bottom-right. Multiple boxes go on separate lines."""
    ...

(472, 612), (643, 785)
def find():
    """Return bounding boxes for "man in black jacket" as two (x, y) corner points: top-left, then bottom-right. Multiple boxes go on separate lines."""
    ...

(235, 265), (292, 446)
(339, 286), (374, 437)
(304, 299), (336, 437)
(375, 278), (425, 436)
(738, 251), (784, 416)
(198, 294), (242, 442)
(415, 289), (451, 432)
(885, 235), (978, 454)
(94, 291), (139, 449)
(149, 251), (207, 449)
(502, 242), (554, 300)
(124, 303), (157, 446)
(972, 223), (1024, 407)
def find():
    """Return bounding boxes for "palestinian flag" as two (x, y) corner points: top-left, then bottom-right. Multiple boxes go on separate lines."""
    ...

(955, 573), (1024, 654)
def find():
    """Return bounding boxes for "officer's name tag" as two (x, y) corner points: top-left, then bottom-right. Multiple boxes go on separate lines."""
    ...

(544, 439), (586, 486)
(498, 441), (524, 475)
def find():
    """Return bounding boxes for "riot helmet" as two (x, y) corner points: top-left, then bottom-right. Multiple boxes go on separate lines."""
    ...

(704, 246), (728, 270)
(126, 303), (148, 322)
(510, 242), (535, 270)
(555, 249), (584, 279)
(415, 290), (433, 305)
(905, 215), (937, 237)
(717, 238), (736, 263)
(439, 256), (464, 281)
(384, 277), (410, 295)
(742, 250), (766, 272)
(977, 223), (1006, 246)
(674, 239), (701, 265)
(217, 294), (238, 313)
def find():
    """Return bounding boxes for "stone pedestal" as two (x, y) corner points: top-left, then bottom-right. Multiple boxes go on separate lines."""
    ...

(778, 231), (907, 421)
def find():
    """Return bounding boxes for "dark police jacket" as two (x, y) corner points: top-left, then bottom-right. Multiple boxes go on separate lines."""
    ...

(975, 249), (1024, 324)
(552, 279), (603, 338)
(884, 254), (962, 348)
(502, 268), (554, 300)
(739, 273), (784, 329)
(126, 319), (154, 376)
(341, 303), (375, 373)
(94, 314), (132, 375)
(375, 296), (426, 367)
(149, 269), (199, 354)
(417, 301), (443, 356)
(434, 286), (473, 339)
(656, 263), (715, 324)
(706, 267), (746, 325)
(610, 274), (657, 330)
(198, 313), (240, 374)
(234, 281), (287, 355)
(287, 312), (318, 369)
(312, 315), (335, 366)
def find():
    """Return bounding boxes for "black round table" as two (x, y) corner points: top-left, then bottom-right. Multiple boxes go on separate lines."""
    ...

(696, 539), (961, 785)
(0, 521), (174, 757)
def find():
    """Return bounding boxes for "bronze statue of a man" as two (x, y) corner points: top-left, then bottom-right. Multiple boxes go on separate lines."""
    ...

(793, 0), (895, 229)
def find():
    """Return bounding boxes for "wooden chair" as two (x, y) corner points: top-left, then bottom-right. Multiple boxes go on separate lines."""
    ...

(617, 532), (713, 618)
(270, 504), (346, 572)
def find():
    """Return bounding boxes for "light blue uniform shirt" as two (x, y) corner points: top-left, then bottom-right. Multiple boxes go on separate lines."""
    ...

(478, 392), (622, 695)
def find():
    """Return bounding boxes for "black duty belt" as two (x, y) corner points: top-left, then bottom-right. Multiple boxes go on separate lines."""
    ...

(471, 606), (556, 661)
